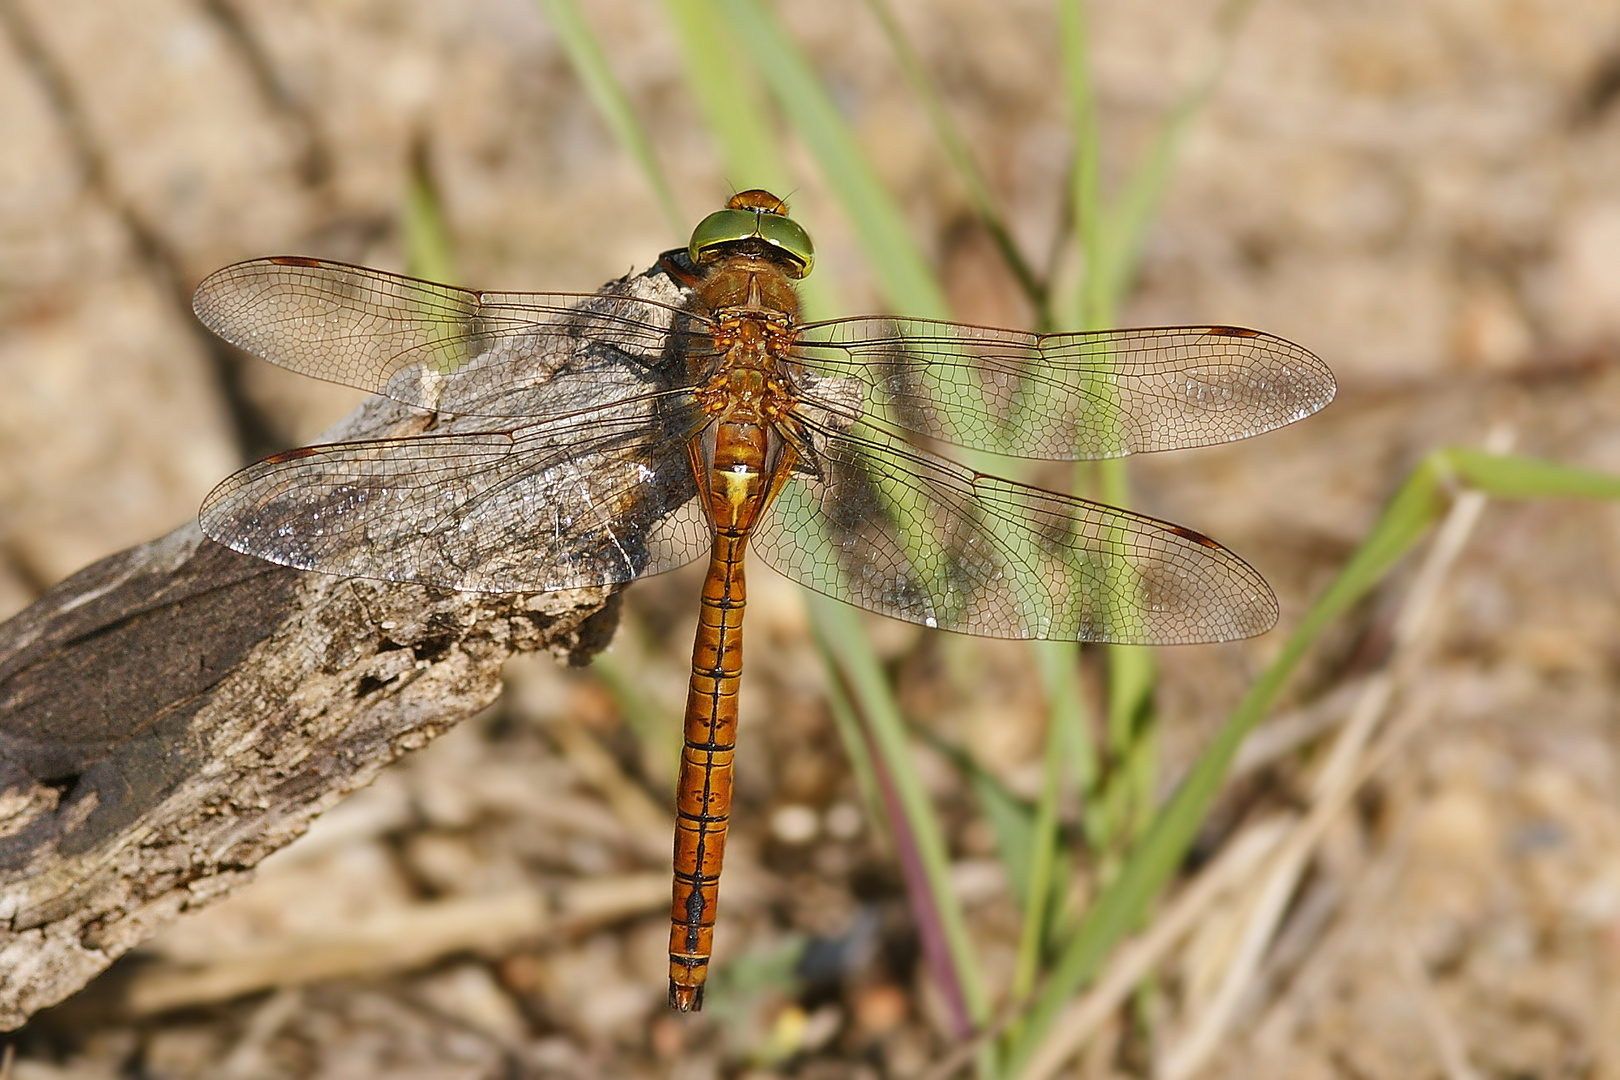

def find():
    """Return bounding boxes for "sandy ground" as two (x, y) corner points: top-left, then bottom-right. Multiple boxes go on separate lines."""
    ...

(2, 0), (1620, 1076)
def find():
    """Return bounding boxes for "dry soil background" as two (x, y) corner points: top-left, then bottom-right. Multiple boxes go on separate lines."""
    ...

(3, 0), (1620, 1077)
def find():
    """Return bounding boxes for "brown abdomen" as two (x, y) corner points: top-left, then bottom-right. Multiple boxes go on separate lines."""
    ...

(668, 530), (747, 1011)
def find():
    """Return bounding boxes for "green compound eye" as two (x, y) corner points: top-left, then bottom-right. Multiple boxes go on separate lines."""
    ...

(687, 203), (815, 279)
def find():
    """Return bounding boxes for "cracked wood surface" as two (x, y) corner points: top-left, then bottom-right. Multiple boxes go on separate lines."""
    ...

(0, 268), (679, 1030)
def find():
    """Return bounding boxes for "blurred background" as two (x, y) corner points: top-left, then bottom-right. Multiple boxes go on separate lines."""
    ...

(3, 0), (1620, 1076)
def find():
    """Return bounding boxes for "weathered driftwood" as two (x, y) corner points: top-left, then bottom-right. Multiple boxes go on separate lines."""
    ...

(0, 266), (686, 1030)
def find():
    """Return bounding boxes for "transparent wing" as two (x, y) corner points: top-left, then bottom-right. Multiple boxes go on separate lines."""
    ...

(752, 414), (1277, 643)
(791, 318), (1335, 460)
(192, 258), (713, 419)
(199, 394), (710, 592)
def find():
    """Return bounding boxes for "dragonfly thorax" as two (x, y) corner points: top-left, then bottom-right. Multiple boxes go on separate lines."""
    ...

(693, 256), (801, 322)
(689, 257), (803, 414)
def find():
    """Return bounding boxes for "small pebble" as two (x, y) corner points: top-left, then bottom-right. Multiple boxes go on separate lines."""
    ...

(770, 803), (819, 844)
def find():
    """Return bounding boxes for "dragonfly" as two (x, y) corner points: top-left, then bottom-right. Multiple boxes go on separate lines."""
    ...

(194, 189), (1334, 1011)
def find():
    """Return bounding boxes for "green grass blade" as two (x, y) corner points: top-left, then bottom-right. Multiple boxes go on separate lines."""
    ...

(591, 650), (680, 790)
(978, 772), (1040, 912)
(808, 539), (994, 1065)
(718, 0), (949, 319)
(1091, 0), (1257, 320)
(402, 141), (457, 284)
(1059, 0), (1254, 891)
(1005, 448), (1620, 1073)
(862, 0), (1048, 324)
(533, 0), (685, 239)
(807, 595), (992, 1034)
(1004, 469), (1435, 1073)
(1098, 644), (1156, 847)
(1027, 0), (1133, 999)
(660, 0), (787, 193)
(1058, 0), (1162, 885)
(398, 144), (485, 376)
(914, 725), (1040, 914)
(1057, 0), (1102, 331)
(1439, 448), (1620, 499)
(816, 639), (884, 837)
(658, 0), (845, 321)
(1010, 645), (1081, 1004)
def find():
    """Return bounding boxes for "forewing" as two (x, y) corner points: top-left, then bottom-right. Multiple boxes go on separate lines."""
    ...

(791, 318), (1335, 460)
(192, 258), (711, 418)
(199, 394), (710, 592)
(752, 415), (1277, 643)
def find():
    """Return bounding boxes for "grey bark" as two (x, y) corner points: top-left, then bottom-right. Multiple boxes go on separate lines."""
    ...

(0, 268), (684, 1030)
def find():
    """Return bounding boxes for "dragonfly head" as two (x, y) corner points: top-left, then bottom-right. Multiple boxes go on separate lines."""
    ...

(688, 189), (815, 280)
